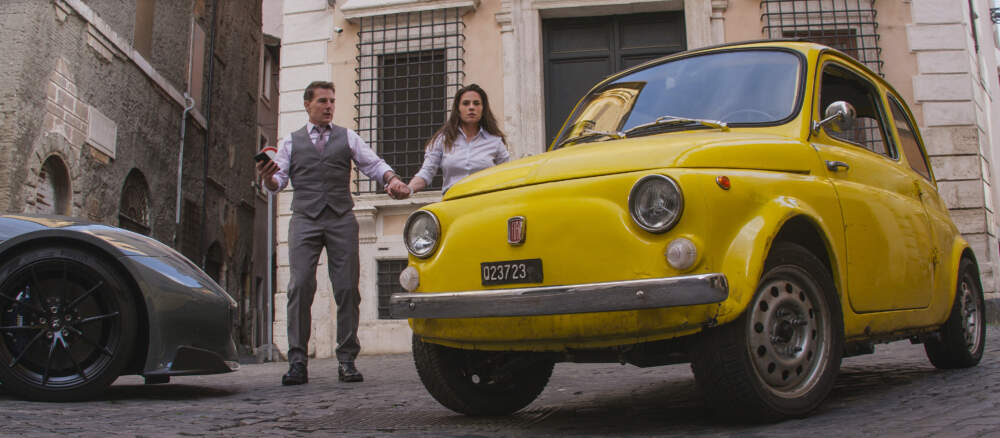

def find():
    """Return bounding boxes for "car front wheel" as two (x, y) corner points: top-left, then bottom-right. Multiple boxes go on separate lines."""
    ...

(412, 335), (554, 416)
(924, 257), (985, 369)
(691, 242), (843, 422)
(0, 245), (137, 401)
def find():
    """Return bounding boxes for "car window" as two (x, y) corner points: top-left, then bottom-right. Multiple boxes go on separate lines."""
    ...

(887, 95), (932, 181)
(553, 49), (803, 148)
(818, 63), (895, 159)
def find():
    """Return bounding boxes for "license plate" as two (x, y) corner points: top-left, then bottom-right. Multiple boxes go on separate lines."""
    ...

(481, 258), (543, 286)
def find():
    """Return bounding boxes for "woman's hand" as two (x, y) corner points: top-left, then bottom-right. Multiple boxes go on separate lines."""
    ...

(408, 176), (427, 194)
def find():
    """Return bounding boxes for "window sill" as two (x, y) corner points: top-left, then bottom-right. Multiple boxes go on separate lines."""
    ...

(354, 190), (442, 213)
(341, 0), (479, 21)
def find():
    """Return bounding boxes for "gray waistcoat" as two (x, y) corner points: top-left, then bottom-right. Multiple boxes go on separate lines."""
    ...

(289, 125), (353, 218)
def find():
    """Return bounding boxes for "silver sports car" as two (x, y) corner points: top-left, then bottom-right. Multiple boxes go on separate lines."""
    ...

(0, 214), (239, 401)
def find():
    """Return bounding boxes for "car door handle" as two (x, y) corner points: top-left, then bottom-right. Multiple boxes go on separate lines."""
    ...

(826, 160), (850, 171)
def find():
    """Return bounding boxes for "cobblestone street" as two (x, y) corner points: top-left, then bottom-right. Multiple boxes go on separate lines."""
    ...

(3, 328), (1000, 437)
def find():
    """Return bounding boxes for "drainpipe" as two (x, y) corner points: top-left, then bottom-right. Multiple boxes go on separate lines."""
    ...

(201, 0), (219, 269)
(174, 93), (195, 249)
(267, 190), (274, 361)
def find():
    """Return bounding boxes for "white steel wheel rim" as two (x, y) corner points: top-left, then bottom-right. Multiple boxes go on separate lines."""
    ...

(959, 279), (982, 355)
(746, 271), (831, 399)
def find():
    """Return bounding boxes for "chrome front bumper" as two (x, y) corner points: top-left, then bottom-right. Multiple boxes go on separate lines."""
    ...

(389, 273), (728, 319)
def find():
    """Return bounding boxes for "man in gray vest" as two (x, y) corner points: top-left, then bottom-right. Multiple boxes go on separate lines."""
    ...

(256, 81), (410, 385)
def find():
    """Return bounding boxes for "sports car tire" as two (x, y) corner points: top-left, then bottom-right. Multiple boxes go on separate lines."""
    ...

(924, 257), (985, 369)
(0, 245), (137, 401)
(412, 335), (554, 416)
(691, 242), (843, 422)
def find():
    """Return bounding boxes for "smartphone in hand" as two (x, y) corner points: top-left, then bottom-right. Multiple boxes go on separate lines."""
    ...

(255, 147), (277, 164)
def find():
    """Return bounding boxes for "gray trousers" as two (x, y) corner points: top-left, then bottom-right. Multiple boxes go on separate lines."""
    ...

(287, 207), (361, 365)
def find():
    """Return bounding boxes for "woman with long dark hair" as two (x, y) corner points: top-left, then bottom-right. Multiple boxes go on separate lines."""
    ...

(407, 84), (510, 194)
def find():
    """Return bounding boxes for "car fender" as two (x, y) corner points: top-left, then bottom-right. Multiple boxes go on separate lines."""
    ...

(933, 237), (977, 324)
(119, 255), (238, 375)
(0, 228), (237, 375)
(715, 195), (844, 328)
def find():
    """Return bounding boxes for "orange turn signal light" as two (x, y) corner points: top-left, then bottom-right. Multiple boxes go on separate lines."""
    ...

(716, 176), (731, 190)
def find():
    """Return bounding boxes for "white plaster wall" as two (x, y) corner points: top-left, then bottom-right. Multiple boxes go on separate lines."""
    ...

(273, 0), (337, 360)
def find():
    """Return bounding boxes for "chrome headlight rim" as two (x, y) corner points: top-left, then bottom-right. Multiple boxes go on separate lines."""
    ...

(628, 174), (684, 234)
(404, 210), (441, 258)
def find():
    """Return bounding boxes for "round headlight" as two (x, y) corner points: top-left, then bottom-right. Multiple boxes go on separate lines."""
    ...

(404, 210), (441, 258)
(628, 174), (683, 233)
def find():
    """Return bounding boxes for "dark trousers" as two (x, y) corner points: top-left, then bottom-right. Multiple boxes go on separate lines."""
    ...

(287, 207), (361, 365)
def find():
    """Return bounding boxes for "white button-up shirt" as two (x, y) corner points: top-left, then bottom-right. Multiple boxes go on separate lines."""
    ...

(414, 128), (510, 194)
(268, 122), (393, 193)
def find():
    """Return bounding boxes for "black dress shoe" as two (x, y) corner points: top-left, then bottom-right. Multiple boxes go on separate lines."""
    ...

(282, 362), (308, 385)
(338, 362), (364, 382)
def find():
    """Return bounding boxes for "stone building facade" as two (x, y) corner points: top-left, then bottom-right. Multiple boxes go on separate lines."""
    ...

(271, 0), (1000, 357)
(0, 0), (265, 352)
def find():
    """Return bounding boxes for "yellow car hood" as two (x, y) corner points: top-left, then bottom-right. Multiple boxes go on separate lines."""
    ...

(444, 131), (814, 200)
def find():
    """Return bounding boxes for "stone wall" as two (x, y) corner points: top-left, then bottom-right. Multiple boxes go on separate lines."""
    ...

(908, 0), (1000, 307)
(0, 0), (264, 350)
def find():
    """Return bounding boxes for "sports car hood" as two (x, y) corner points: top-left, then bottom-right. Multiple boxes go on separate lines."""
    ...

(443, 131), (814, 200)
(0, 214), (178, 258)
(0, 214), (232, 302)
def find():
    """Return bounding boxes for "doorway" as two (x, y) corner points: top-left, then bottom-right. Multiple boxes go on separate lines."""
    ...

(542, 12), (687, 147)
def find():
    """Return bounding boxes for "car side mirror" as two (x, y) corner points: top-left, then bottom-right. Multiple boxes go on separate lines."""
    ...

(811, 101), (856, 135)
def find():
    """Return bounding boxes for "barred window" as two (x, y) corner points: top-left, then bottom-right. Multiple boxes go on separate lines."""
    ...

(761, 0), (883, 76)
(180, 198), (201, 261)
(377, 259), (408, 319)
(354, 9), (466, 194)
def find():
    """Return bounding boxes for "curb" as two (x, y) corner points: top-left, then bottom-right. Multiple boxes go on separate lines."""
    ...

(987, 297), (1000, 325)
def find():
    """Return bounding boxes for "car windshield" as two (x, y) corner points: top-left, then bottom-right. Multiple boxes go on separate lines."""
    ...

(553, 49), (803, 149)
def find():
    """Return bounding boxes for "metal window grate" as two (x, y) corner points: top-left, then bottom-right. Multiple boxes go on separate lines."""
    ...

(761, 0), (883, 76)
(181, 199), (201, 261)
(354, 9), (466, 194)
(376, 259), (409, 319)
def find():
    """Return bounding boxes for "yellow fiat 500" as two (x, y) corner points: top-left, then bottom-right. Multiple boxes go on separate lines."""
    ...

(390, 41), (985, 421)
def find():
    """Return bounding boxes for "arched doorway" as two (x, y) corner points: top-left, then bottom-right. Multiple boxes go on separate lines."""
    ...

(204, 241), (225, 286)
(34, 155), (71, 215)
(119, 169), (151, 235)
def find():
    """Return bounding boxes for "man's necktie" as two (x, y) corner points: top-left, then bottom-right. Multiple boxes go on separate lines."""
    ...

(312, 126), (327, 153)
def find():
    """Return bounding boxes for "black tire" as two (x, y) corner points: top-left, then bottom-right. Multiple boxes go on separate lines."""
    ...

(0, 245), (137, 401)
(412, 335), (554, 416)
(691, 242), (843, 422)
(924, 257), (985, 369)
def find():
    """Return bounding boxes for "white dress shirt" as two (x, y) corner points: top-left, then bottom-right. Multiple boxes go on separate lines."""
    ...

(269, 122), (393, 193)
(414, 128), (510, 194)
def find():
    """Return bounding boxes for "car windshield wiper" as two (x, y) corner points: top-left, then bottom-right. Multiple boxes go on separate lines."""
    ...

(623, 115), (729, 137)
(555, 128), (626, 148)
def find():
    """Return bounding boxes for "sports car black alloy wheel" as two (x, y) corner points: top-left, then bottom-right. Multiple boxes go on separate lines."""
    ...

(0, 246), (136, 401)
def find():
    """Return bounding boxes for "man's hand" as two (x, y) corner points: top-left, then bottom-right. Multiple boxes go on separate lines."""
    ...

(386, 177), (411, 200)
(256, 160), (279, 192)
